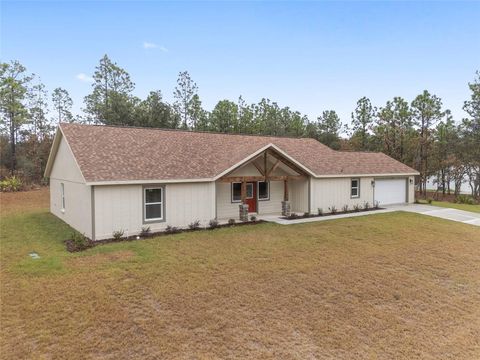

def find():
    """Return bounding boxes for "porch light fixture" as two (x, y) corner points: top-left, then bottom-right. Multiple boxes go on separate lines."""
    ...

(371, 180), (375, 187)
(409, 178), (413, 184)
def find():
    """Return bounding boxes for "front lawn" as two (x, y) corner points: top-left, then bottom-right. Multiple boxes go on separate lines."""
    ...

(1, 189), (480, 359)
(417, 199), (480, 213)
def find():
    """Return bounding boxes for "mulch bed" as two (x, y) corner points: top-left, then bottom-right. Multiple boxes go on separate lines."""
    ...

(65, 220), (266, 252)
(281, 207), (384, 220)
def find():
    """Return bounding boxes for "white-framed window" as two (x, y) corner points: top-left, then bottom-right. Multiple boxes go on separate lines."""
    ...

(351, 178), (360, 198)
(232, 182), (242, 202)
(258, 181), (270, 201)
(232, 182), (255, 202)
(246, 183), (254, 199)
(144, 187), (164, 222)
(60, 182), (65, 211)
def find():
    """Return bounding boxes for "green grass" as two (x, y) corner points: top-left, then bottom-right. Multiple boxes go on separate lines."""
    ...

(417, 199), (480, 213)
(1, 190), (480, 359)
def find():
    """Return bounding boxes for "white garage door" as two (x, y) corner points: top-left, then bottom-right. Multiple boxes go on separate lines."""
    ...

(374, 178), (407, 205)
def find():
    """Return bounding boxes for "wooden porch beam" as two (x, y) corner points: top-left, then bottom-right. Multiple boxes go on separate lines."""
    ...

(252, 161), (265, 176)
(267, 159), (281, 177)
(284, 179), (289, 201)
(219, 175), (306, 183)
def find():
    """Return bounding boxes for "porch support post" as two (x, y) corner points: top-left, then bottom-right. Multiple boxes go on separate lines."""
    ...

(283, 179), (289, 201)
(282, 179), (291, 216)
(241, 181), (247, 203)
(239, 180), (249, 222)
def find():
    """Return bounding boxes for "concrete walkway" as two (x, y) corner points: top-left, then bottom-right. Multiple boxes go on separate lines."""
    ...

(258, 204), (480, 227)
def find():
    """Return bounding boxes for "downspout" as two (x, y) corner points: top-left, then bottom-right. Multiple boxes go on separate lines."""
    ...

(91, 185), (96, 241)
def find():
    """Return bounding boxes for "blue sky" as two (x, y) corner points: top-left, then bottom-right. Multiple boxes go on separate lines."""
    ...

(1, 1), (479, 125)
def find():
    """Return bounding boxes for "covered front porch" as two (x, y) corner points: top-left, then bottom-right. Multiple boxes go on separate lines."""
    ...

(215, 147), (310, 221)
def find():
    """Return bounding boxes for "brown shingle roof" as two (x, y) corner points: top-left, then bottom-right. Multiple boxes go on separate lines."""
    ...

(57, 123), (418, 183)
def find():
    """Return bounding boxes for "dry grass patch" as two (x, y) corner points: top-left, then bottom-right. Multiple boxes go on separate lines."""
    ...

(1, 190), (480, 359)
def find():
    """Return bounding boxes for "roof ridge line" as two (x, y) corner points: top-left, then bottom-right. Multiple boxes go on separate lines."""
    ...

(60, 122), (318, 141)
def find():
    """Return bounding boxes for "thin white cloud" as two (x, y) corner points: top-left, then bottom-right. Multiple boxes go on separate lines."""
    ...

(143, 41), (169, 52)
(76, 73), (94, 83)
(143, 41), (157, 49)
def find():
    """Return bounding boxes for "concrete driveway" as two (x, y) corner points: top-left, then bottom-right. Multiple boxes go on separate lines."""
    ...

(386, 204), (480, 227)
(259, 204), (480, 227)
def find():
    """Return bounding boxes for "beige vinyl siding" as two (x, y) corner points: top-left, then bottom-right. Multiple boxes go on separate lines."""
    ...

(216, 182), (239, 219)
(257, 180), (283, 214)
(408, 176), (415, 203)
(310, 177), (374, 212)
(49, 136), (92, 238)
(289, 179), (309, 213)
(93, 182), (215, 240)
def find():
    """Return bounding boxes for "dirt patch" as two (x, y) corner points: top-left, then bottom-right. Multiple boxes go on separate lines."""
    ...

(1, 187), (49, 216)
(66, 250), (135, 268)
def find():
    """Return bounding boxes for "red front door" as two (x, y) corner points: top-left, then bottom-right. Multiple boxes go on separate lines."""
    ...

(245, 182), (257, 213)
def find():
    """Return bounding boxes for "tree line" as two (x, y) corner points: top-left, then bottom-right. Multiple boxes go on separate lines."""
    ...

(1, 56), (479, 198)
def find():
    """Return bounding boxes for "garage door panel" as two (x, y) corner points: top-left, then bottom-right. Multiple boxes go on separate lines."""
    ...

(375, 179), (406, 205)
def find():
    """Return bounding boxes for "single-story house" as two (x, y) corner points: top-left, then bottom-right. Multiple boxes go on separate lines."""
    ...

(45, 123), (419, 240)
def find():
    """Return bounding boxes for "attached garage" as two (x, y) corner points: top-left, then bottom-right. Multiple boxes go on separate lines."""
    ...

(374, 178), (407, 205)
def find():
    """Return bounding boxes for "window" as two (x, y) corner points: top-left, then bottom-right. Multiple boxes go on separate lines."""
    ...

(232, 183), (242, 202)
(60, 183), (65, 211)
(351, 178), (360, 198)
(144, 187), (163, 221)
(232, 182), (256, 202)
(246, 183), (254, 199)
(258, 181), (270, 200)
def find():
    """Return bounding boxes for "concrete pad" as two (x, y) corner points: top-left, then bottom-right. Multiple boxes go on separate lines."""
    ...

(257, 204), (480, 227)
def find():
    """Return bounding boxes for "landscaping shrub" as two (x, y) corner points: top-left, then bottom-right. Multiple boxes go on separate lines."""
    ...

(0, 176), (23, 192)
(188, 220), (201, 230)
(165, 225), (180, 234)
(303, 212), (310, 218)
(140, 226), (151, 237)
(288, 213), (299, 219)
(209, 219), (219, 229)
(456, 194), (475, 205)
(427, 198), (433, 204)
(250, 215), (257, 221)
(374, 201), (380, 209)
(112, 230), (124, 240)
(317, 208), (323, 216)
(329, 205), (337, 215)
(228, 218), (236, 226)
(363, 202), (370, 210)
(342, 205), (348, 212)
(69, 231), (91, 251)
(353, 204), (361, 212)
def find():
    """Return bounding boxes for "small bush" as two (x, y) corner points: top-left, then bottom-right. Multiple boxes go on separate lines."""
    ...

(188, 220), (201, 230)
(71, 231), (90, 250)
(342, 205), (348, 212)
(250, 215), (257, 221)
(353, 204), (361, 212)
(456, 194), (475, 205)
(112, 230), (124, 240)
(228, 218), (236, 226)
(317, 208), (323, 216)
(329, 205), (337, 215)
(209, 219), (219, 229)
(165, 225), (180, 234)
(303, 212), (310, 218)
(414, 198), (419, 204)
(427, 198), (433, 204)
(363, 201), (370, 210)
(374, 201), (380, 209)
(0, 176), (23, 192)
(140, 226), (151, 237)
(288, 213), (299, 219)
